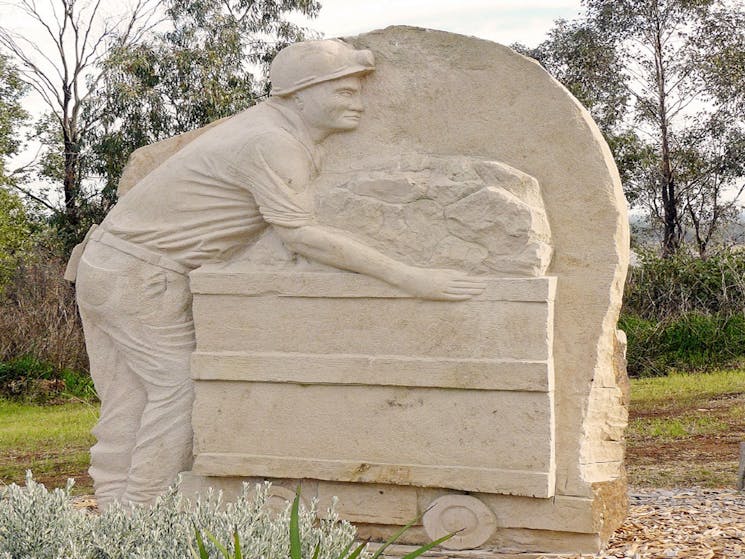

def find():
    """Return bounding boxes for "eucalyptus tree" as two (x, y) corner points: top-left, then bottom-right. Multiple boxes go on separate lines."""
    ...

(89, 0), (321, 203)
(0, 0), (161, 249)
(0, 54), (28, 188)
(0, 54), (32, 284)
(527, 0), (745, 256)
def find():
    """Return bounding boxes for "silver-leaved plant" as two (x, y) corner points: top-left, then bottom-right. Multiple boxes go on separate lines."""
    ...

(0, 473), (360, 559)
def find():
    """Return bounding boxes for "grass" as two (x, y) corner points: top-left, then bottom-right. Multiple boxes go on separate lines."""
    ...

(626, 368), (745, 488)
(628, 415), (728, 440)
(631, 368), (745, 412)
(0, 399), (98, 494)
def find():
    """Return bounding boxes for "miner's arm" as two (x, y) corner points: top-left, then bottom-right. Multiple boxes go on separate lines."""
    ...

(274, 224), (485, 301)
(241, 132), (484, 301)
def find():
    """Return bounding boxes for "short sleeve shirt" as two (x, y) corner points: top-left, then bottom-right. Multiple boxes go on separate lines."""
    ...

(102, 100), (322, 270)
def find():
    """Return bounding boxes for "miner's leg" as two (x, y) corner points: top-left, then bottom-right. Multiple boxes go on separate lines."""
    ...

(118, 272), (196, 505)
(77, 261), (147, 509)
(86, 324), (147, 508)
(120, 374), (194, 505)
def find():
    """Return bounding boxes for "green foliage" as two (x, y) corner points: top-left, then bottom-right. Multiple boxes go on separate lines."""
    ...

(620, 313), (745, 376)
(190, 525), (244, 559)
(0, 57), (33, 277)
(621, 249), (745, 376)
(0, 54), (27, 185)
(0, 355), (94, 402)
(624, 249), (745, 319)
(0, 187), (32, 288)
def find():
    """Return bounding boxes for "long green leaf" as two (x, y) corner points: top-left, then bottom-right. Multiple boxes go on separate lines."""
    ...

(233, 529), (243, 559)
(400, 532), (457, 559)
(290, 485), (302, 559)
(369, 511), (425, 559)
(192, 524), (209, 559)
(187, 541), (202, 559)
(205, 529), (231, 559)
(343, 541), (368, 559)
(333, 539), (355, 559)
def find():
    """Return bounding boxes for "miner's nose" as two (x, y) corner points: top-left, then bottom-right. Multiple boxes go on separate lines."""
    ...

(350, 95), (364, 112)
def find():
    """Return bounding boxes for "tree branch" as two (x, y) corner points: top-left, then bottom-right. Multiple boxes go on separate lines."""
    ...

(9, 182), (62, 214)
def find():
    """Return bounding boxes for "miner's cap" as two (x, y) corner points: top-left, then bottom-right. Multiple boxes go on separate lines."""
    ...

(270, 39), (375, 97)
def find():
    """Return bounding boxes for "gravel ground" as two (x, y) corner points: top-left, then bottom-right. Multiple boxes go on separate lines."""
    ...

(566, 487), (745, 559)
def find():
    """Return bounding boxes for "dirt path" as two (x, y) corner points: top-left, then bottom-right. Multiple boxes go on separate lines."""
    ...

(626, 393), (745, 487)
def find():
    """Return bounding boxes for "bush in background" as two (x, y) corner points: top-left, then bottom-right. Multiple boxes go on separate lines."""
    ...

(624, 249), (745, 320)
(0, 242), (90, 400)
(622, 248), (745, 376)
(619, 313), (745, 377)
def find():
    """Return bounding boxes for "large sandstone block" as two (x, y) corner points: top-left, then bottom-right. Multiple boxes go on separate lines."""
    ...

(190, 270), (556, 498)
(315, 155), (552, 276)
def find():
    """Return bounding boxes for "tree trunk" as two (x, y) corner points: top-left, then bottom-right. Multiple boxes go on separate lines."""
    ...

(653, 7), (679, 257)
(62, 135), (80, 234)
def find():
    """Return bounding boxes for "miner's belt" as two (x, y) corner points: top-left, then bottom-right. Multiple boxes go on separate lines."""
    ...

(90, 228), (192, 276)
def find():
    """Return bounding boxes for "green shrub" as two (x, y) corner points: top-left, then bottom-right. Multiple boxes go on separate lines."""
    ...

(620, 312), (745, 377)
(0, 244), (89, 400)
(624, 248), (745, 320)
(620, 248), (745, 376)
(0, 188), (33, 292)
(0, 355), (95, 402)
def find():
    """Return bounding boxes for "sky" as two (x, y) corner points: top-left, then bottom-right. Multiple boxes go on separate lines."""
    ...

(289, 0), (584, 46)
(2, 0), (585, 46)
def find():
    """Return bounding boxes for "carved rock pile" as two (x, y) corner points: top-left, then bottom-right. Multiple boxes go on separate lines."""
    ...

(315, 154), (552, 277)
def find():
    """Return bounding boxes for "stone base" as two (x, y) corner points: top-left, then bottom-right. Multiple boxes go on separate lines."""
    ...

(370, 543), (593, 559)
(179, 473), (623, 556)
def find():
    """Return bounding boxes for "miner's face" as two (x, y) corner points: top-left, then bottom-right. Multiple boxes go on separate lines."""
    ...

(294, 76), (364, 133)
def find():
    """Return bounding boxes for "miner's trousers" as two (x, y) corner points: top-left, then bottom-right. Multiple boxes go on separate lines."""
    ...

(75, 236), (195, 508)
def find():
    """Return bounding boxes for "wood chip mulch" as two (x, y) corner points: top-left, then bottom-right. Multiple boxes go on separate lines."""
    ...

(548, 487), (745, 559)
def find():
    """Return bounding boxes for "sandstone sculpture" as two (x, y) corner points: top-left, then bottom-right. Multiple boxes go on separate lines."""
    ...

(182, 26), (630, 557)
(71, 25), (630, 558)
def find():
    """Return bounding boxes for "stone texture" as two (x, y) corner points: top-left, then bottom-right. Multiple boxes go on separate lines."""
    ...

(314, 155), (552, 276)
(316, 482), (418, 524)
(150, 25), (628, 557)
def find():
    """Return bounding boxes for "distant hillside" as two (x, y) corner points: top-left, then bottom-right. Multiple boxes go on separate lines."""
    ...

(629, 211), (745, 250)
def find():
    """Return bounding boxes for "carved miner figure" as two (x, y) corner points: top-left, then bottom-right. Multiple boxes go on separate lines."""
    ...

(69, 39), (485, 507)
